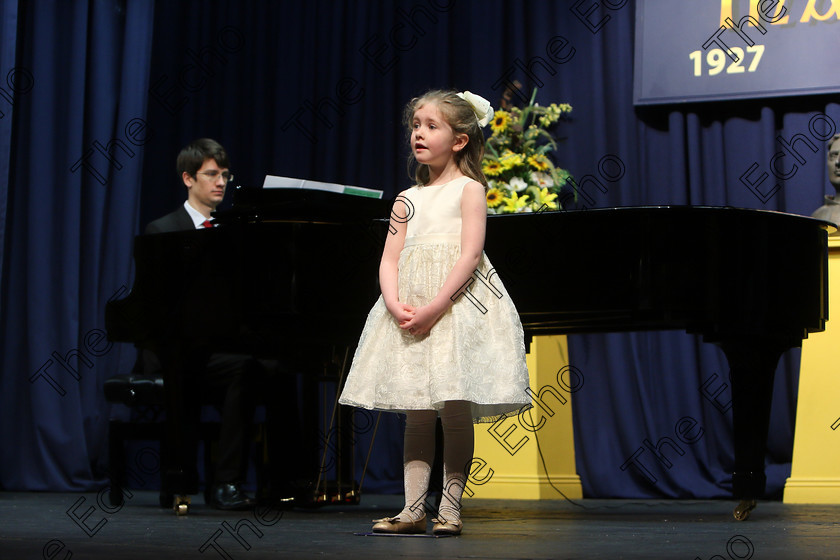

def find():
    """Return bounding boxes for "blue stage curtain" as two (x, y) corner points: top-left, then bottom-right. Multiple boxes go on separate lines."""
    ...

(2, 0), (838, 497)
(0, 0), (154, 490)
(0, 0), (22, 291)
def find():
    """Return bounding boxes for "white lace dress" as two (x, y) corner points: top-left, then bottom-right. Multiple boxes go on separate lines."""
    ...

(338, 176), (530, 423)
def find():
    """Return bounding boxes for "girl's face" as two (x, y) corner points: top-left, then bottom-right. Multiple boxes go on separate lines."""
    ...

(411, 102), (465, 169)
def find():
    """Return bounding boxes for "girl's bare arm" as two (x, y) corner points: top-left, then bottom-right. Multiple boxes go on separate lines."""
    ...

(379, 192), (415, 324)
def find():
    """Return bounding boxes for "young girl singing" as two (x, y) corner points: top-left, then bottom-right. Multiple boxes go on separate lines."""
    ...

(338, 90), (530, 536)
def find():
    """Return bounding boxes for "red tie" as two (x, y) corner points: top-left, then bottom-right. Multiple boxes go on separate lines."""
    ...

(202, 220), (213, 228)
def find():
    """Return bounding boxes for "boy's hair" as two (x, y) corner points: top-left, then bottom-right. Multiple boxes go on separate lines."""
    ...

(403, 90), (488, 188)
(176, 138), (230, 179)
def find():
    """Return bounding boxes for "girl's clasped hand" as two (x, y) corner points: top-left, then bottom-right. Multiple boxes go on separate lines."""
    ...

(394, 303), (442, 336)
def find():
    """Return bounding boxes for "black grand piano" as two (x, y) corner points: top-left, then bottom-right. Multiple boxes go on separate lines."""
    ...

(106, 187), (831, 519)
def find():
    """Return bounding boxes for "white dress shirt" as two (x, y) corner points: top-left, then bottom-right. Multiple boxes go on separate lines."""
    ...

(183, 200), (213, 229)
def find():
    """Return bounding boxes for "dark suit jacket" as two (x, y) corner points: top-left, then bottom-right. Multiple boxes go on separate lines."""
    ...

(145, 205), (195, 234)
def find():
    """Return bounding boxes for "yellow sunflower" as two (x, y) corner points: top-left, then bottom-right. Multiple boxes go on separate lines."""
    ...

(499, 151), (524, 170)
(483, 160), (503, 177)
(490, 110), (511, 134)
(486, 188), (504, 208)
(527, 154), (550, 171)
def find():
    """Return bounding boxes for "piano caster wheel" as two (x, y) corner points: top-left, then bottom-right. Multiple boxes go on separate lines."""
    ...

(173, 495), (191, 516)
(733, 499), (756, 521)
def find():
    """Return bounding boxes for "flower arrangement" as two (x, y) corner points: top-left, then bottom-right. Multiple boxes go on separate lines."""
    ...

(482, 89), (573, 213)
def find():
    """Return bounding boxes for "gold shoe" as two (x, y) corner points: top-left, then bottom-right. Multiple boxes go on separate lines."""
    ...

(371, 513), (426, 534)
(431, 517), (463, 536)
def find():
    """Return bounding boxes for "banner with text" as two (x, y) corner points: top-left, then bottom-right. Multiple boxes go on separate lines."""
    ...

(634, 0), (840, 105)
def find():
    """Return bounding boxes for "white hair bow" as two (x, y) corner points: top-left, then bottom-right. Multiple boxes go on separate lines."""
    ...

(456, 91), (493, 128)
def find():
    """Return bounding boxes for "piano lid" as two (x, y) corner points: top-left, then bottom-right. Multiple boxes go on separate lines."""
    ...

(212, 185), (394, 225)
(487, 204), (836, 233)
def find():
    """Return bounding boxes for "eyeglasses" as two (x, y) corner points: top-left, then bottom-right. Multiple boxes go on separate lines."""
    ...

(196, 170), (234, 183)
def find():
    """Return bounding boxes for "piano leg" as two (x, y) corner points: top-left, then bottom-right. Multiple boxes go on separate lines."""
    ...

(314, 346), (361, 505)
(157, 341), (205, 515)
(718, 336), (791, 521)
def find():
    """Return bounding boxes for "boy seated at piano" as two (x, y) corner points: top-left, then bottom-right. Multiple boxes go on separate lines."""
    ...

(139, 138), (306, 509)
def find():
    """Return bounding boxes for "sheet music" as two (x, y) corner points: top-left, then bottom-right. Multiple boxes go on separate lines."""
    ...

(263, 175), (382, 199)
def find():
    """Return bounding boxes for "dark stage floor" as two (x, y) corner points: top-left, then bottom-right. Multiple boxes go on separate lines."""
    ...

(2, 491), (838, 559)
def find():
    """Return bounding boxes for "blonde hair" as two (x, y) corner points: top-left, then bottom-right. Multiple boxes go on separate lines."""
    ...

(403, 90), (488, 188)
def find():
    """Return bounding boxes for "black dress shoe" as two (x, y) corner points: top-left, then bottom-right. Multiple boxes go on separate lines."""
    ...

(209, 482), (256, 511)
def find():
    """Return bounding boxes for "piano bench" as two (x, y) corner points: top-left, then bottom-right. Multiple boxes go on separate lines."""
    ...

(105, 374), (221, 509)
